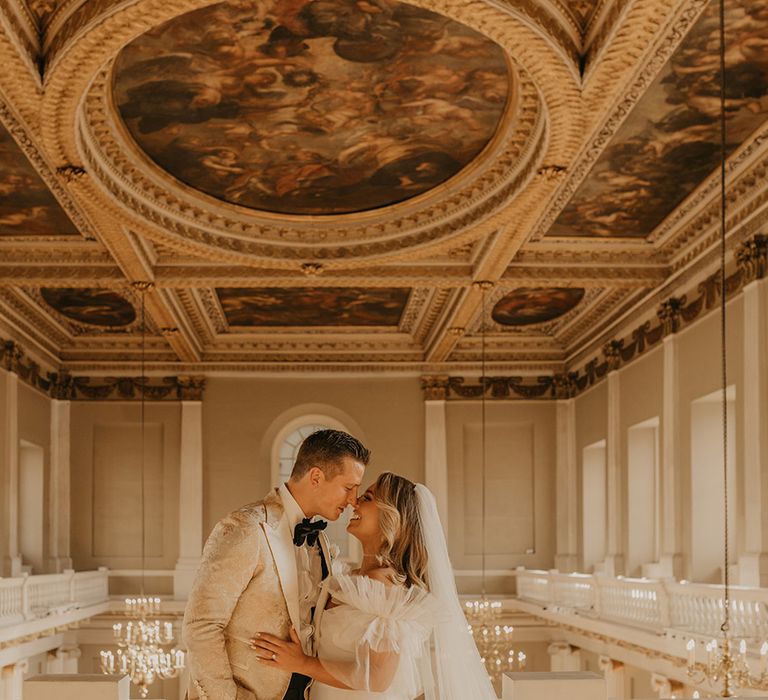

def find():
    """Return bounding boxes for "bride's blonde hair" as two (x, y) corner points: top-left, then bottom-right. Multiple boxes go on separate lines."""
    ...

(372, 472), (429, 589)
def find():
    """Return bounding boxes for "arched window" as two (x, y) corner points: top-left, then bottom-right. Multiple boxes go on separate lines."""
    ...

(271, 414), (362, 562)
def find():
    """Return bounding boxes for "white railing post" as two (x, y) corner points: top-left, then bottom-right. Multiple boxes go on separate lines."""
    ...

(20, 573), (31, 620)
(66, 568), (76, 604)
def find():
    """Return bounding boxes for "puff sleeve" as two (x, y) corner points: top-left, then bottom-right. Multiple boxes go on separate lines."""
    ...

(318, 574), (439, 695)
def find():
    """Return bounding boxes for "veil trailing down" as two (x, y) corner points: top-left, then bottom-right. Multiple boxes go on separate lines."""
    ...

(414, 484), (498, 700)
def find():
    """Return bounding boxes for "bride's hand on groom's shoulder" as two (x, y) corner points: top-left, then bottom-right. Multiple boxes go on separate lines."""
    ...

(249, 627), (310, 675)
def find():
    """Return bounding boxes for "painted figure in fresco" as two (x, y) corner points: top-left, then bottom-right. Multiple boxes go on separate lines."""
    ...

(182, 429), (369, 700)
(114, 0), (509, 215)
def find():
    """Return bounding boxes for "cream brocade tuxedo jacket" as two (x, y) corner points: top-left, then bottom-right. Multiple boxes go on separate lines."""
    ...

(182, 489), (333, 700)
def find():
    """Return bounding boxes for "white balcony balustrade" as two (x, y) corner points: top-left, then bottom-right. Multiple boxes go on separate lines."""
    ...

(0, 569), (109, 642)
(515, 568), (768, 641)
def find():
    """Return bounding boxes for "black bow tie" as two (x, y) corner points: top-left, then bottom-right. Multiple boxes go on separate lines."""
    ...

(293, 518), (327, 547)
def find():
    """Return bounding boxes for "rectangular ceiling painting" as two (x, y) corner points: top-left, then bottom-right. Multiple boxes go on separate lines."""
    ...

(0, 123), (79, 236)
(216, 287), (411, 327)
(548, 0), (768, 239)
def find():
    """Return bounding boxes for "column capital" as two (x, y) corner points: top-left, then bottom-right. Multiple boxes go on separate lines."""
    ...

(420, 375), (450, 401)
(657, 296), (686, 336)
(598, 655), (623, 672)
(737, 233), (768, 284)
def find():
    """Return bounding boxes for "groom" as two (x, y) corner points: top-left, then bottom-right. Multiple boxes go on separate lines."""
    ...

(183, 429), (369, 700)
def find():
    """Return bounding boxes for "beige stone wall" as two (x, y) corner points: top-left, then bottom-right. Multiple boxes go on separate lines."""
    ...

(202, 376), (424, 533)
(445, 401), (556, 580)
(571, 293), (749, 581)
(70, 402), (181, 573)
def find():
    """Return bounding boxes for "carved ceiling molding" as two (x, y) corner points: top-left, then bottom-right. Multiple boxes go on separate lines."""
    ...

(529, 0), (709, 242)
(502, 265), (665, 287)
(414, 288), (455, 345)
(559, 287), (644, 352)
(75, 63), (547, 267)
(0, 0), (41, 127)
(0, 288), (70, 348)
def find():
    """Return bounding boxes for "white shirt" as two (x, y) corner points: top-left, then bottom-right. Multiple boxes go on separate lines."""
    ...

(278, 483), (324, 655)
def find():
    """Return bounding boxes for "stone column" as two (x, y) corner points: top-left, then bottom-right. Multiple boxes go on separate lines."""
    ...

(421, 376), (450, 531)
(599, 655), (626, 699)
(48, 398), (73, 573)
(555, 398), (578, 572)
(603, 348), (624, 577)
(0, 368), (22, 577)
(1, 660), (28, 700)
(174, 398), (205, 599)
(651, 326), (685, 579)
(547, 642), (581, 672)
(650, 673), (684, 698)
(737, 236), (768, 586)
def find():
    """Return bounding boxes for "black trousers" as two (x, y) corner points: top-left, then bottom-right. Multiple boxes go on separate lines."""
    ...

(281, 673), (311, 700)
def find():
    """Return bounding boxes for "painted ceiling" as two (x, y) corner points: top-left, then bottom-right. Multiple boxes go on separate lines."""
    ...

(0, 123), (78, 236)
(548, 0), (768, 239)
(217, 287), (410, 326)
(113, 0), (510, 215)
(40, 288), (137, 327)
(0, 0), (766, 373)
(492, 288), (585, 326)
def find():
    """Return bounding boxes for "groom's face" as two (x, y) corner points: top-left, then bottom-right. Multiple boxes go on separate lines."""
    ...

(313, 456), (365, 521)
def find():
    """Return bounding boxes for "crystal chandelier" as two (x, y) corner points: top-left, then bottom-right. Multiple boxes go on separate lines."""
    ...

(100, 283), (185, 697)
(462, 281), (522, 686)
(101, 597), (186, 697)
(681, 1), (768, 695)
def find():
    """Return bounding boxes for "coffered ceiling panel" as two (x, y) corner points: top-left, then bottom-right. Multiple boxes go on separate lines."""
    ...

(215, 287), (412, 327)
(547, 0), (768, 240)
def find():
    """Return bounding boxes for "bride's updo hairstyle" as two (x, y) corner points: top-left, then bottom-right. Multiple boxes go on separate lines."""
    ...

(372, 472), (429, 590)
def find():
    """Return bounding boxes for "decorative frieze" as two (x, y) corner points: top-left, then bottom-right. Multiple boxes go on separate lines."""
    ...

(0, 336), (205, 401)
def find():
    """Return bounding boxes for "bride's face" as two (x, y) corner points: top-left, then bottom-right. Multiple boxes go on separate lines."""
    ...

(347, 486), (380, 544)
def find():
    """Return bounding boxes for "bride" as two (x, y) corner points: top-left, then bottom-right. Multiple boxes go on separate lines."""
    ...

(250, 472), (498, 700)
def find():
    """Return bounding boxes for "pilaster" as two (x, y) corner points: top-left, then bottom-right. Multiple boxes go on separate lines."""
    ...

(555, 400), (578, 572)
(421, 376), (449, 531)
(174, 400), (204, 599)
(0, 369), (21, 577)
(604, 370), (623, 576)
(48, 399), (73, 573)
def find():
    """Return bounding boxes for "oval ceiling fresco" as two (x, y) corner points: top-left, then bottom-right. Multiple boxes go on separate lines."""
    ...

(113, 0), (510, 216)
(40, 288), (137, 327)
(492, 287), (585, 326)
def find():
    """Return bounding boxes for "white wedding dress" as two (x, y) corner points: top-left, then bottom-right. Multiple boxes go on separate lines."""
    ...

(311, 485), (498, 700)
(311, 573), (438, 700)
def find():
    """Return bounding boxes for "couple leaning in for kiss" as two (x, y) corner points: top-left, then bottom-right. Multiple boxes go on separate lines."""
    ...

(182, 429), (496, 700)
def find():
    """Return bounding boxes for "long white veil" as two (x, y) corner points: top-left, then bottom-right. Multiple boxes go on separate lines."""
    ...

(415, 484), (498, 700)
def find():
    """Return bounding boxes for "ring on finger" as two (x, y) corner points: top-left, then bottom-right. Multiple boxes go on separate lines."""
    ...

(272, 653), (277, 661)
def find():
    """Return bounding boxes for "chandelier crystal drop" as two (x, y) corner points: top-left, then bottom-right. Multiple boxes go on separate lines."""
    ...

(100, 597), (185, 698)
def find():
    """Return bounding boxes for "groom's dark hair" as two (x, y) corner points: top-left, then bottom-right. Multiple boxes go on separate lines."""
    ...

(291, 429), (370, 480)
